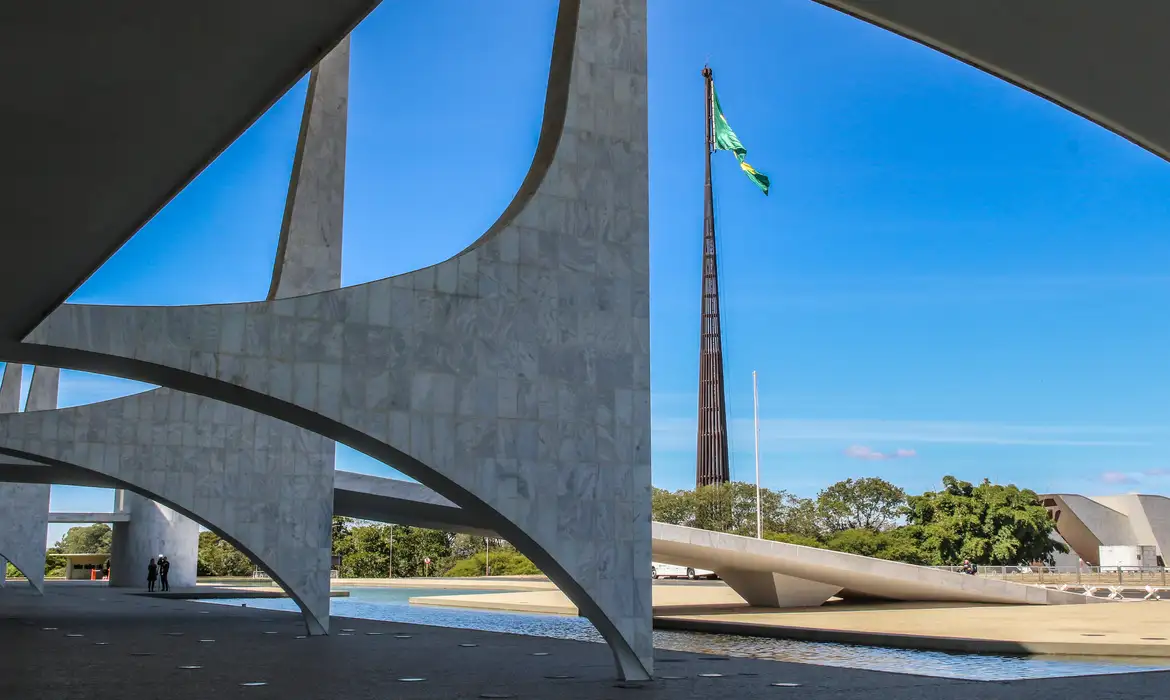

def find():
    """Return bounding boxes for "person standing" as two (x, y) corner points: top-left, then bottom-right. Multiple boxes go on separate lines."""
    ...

(159, 556), (170, 592)
(147, 558), (158, 593)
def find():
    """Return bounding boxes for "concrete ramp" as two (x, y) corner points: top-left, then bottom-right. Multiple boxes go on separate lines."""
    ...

(652, 523), (1099, 607)
(332, 472), (494, 537)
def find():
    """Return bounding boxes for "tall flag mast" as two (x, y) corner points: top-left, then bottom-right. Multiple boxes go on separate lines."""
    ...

(696, 66), (731, 488)
(695, 66), (771, 489)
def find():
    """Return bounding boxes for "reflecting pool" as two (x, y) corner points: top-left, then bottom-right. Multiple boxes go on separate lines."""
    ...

(201, 587), (1170, 681)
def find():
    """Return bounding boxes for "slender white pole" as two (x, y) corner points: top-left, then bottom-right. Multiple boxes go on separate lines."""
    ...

(753, 370), (762, 539)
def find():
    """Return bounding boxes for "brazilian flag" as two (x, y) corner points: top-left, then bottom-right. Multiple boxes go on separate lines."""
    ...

(712, 85), (770, 195)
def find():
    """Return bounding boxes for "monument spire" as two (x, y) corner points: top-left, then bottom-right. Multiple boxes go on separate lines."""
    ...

(696, 66), (730, 488)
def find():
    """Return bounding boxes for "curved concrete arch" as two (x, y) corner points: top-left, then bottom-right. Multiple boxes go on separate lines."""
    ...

(813, 1), (1170, 162)
(0, 481), (48, 594)
(0, 363), (49, 594)
(0, 388), (335, 635)
(3, 0), (652, 680)
(0, 36), (347, 618)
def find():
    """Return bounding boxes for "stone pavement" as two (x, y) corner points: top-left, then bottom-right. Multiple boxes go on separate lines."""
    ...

(2, 583), (1168, 699)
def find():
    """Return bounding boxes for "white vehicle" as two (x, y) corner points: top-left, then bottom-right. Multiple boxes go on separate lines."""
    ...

(651, 562), (716, 580)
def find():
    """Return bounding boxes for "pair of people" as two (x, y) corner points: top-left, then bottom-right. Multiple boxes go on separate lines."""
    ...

(147, 555), (171, 592)
(960, 559), (979, 576)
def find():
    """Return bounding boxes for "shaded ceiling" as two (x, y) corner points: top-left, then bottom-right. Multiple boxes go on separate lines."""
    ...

(0, 0), (380, 340)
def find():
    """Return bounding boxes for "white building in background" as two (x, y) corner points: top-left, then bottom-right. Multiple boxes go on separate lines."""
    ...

(1040, 494), (1170, 567)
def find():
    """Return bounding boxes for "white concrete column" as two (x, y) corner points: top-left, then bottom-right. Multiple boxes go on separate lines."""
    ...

(109, 492), (199, 589)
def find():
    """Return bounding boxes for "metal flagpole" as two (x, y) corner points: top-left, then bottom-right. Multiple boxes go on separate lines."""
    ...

(696, 65), (730, 489)
(754, 370), (762, 538)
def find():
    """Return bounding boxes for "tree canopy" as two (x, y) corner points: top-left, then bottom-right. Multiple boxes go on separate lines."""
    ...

(652, 482), (821, 538)
(329, 517), (536, 578)
(445, 551), (541, 577)
(198, 531), (255, 577)
(183, 517), (540, 579)
(815, 477), (907, 532)
(50, 524), (112, 555)
(906, 476), (1066, 566)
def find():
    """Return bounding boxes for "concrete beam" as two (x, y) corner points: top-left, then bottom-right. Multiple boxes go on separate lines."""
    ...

(0, 0), (378, 339)
(332, 471), (494, 537)
(48, 512), (131, 524)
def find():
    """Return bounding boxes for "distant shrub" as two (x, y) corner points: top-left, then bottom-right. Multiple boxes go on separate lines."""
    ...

(443, 551), (540, 577)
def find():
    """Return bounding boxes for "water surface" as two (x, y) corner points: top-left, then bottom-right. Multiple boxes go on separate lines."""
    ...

(201, 587), (1170, 681)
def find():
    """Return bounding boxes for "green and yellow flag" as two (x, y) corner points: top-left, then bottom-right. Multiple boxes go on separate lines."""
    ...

(712, 85), (770, 195)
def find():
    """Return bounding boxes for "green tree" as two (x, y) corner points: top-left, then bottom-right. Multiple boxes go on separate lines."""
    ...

(906, 476), (1067, 566)
(765, 527), (927, 564)
(331, 516), (353, 550)
(449, 533), (486, 560)
(823, 527), (927, 565)
(44, 555), (66, 578)
(444, 551), (540, 577)
(651, 488), (695, 526)
(816, 477), (907, 533)
(776, 495), (822, 539)
(388, 526), (452, 577)
(652, 482), (820, 538)
(53, 524), (112, 554)
(333, 523), (454, 578)
(197, 531), (254, 577)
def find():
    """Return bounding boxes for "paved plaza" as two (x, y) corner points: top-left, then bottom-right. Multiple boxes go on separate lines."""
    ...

(1, 584), (1168, 699)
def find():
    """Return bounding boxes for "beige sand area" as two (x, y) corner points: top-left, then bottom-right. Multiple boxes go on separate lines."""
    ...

(410, 582), (1170, 657)
(410, 581), (747, 615)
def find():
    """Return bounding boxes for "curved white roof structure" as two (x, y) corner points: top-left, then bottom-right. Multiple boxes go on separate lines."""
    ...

(1042, 493), (1170, 566)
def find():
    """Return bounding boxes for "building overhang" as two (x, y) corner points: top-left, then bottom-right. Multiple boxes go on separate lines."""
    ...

(0, 1), (380, 340)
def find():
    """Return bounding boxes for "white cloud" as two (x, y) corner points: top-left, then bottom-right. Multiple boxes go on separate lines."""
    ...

(844, 445), (917, 460)
(1099, 468), (1170, 485)
(723, 275), (1170, 310)
(651, 416), (1157, 453)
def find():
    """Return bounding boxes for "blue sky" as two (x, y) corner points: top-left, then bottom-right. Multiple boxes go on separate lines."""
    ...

(8, 0), (1170, 543)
